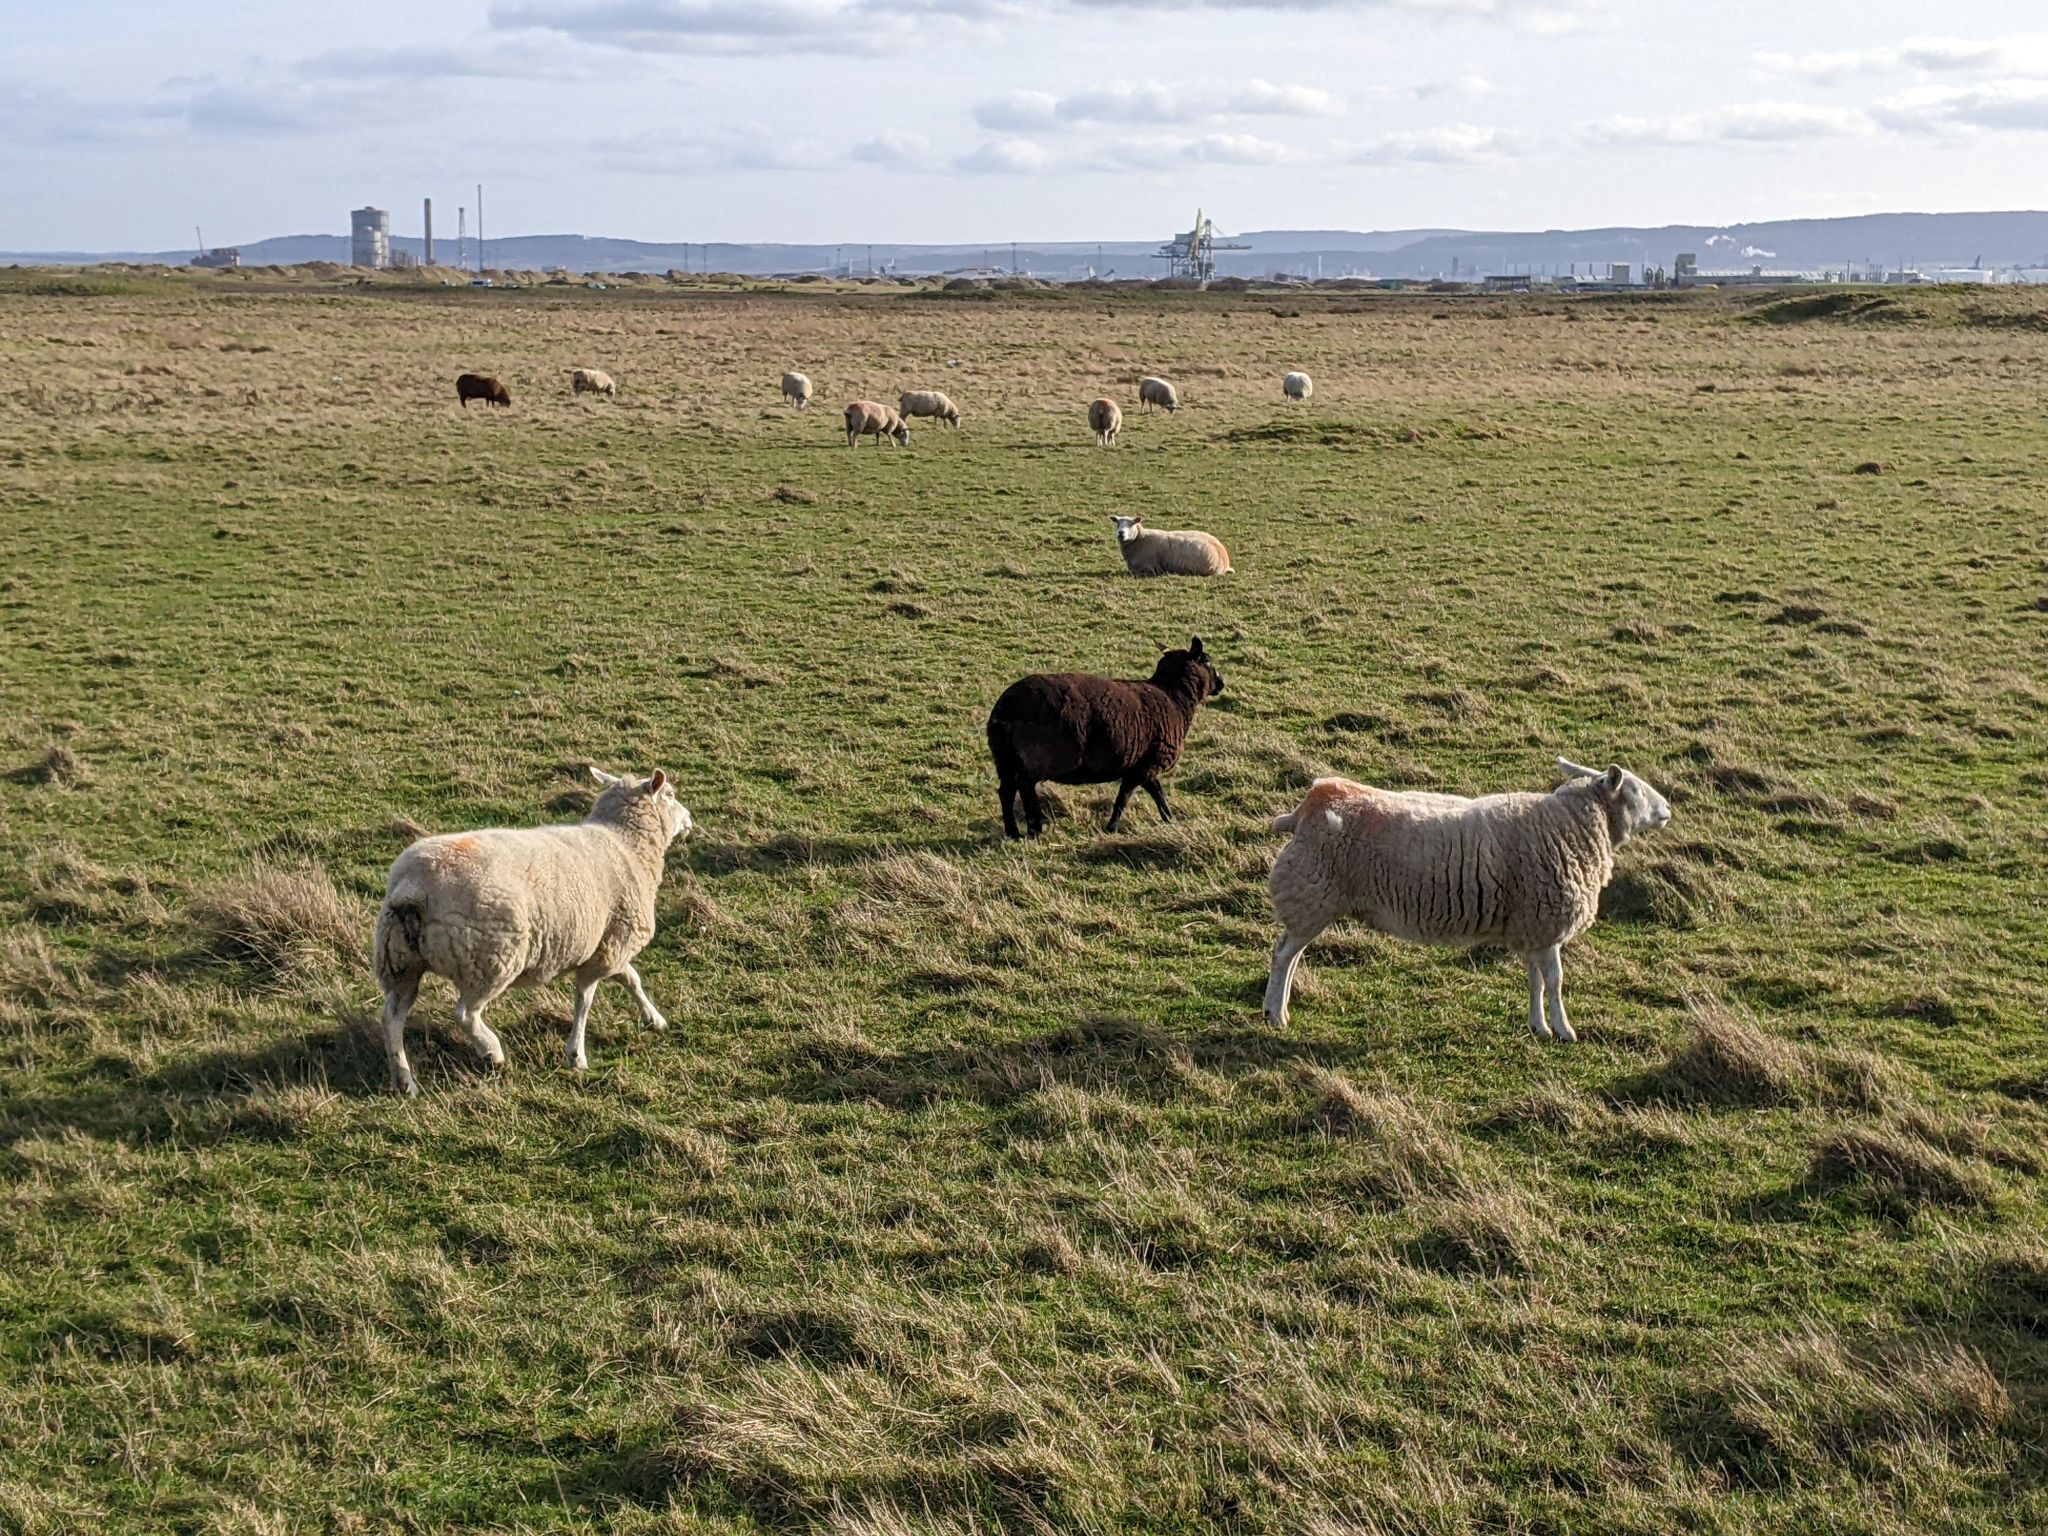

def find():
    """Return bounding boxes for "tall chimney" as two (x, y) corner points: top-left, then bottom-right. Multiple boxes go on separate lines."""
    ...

(424, 198), (433, 266)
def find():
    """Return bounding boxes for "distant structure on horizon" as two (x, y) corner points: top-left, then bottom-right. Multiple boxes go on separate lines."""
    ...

(350, 206), (390, 269)
(1154, 209), (1250, 283)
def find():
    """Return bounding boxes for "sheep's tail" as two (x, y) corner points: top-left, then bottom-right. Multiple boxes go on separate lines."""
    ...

(375, 899), (426, 989)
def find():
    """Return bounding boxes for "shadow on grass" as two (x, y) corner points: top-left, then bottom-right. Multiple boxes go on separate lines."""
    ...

(772, 1011), (1318, 1112)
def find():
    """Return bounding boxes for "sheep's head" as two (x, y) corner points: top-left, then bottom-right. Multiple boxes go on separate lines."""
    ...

(1557, 758), (1669, 845)
(590, 767), (695, 844)
(892, 422), (911, 445)
(1156, 635), (1224, 698)
(1112, 515), (1144, 544)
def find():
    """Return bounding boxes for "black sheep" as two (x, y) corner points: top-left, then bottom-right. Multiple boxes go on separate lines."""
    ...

(986, 637), (1225, 839)
(456, 372), (512, 408)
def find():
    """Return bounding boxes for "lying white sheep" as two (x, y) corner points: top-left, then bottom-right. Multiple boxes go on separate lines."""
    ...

(845, 399), (910, 447)
(373, 768), (694, 1094)
(782, 371), (813, 410)
(1263, 759), (1670, 1041)
(570, 367), (617, 396)
(1112, 515), (1231, 577)
(1089, 397), (1122, 447)
(898, 390), (961, 428)
(1138, 376), (1179, 414)
(1283, 371), (1312, 402)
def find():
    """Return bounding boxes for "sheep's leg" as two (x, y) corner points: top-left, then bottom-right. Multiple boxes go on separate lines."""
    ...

(1106, 776), (1141, 832)
(1521, 954), (1551, 1039)
(1539, 946), (1575, 1043)
(999, 777), (1022, 840)
(618, 963), (667, 1032)
(381, 973), (421, 1097)
(456, 994), (506, 1070)
(1143, 778), (1173, 825)
(565, 976), (601, 1071)
(1020, 782), (1046, 838)
(1263, 927), (1319, 1027)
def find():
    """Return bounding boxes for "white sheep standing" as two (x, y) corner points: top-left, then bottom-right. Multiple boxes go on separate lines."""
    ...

(569, 367), (617, 396)
(844, 399), (910, 447)
(373, 768), (694, 1094)
(1112, 514), (1231, 577)
(898, 390), (961, 428)
(1283, 371), (1313, 402)
(782, 371), (813, 410)
(1263, 759), (1671, 1041)
(1138, 376), (1180, 414)
(1088, 398), (1122, 447)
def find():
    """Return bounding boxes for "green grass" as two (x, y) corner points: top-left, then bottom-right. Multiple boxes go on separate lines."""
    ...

(2, 281), (2047, 1533)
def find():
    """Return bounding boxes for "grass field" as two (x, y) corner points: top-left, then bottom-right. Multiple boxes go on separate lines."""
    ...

(3, 270), (2047, 1534)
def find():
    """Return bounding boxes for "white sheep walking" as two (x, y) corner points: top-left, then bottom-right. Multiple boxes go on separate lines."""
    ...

(373, 768), (694, 1094)
(844, 399), (910, 447)
(1089, 398), (1122, 447)
(782, 371), (813, 410)
(569, 367), (617, 396)
(1263, 759), (1670, 1041)
(1112, 515), (1231, 577)
(1283, 371), (1312, 402)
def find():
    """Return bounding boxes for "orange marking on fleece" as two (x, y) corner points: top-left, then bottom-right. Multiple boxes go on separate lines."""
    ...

(1298, 777), (1373, 823)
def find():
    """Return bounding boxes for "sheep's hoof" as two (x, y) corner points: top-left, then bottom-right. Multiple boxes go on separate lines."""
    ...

(481, 1052), (507, 1072)
(1552, 1022), (1579, 1044)
(390, 1069), (418, 1097)
(643, 1012), (668, 1033)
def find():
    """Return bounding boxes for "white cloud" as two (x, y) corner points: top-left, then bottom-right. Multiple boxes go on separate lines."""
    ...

(1349, 123), (1510, 164)
(977, 77), (1340, 131)
(1755, 33), (2048, 83)
(851, 129), (934, 164)
(595, 126), (832, 173)
(1594, 101), (1868, 147)
(1409, 72), (1498, 100)
(1873, 79), (2048, 136)
(954, 137), (1053, 174)
(297, 40), (614, 82)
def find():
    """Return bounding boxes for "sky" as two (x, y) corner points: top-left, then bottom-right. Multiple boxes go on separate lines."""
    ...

(4, 1), (2047, 249)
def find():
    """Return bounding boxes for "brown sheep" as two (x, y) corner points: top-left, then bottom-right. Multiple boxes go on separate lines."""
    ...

(985, 637), (1224, 839)
(457, 373), (511, 408)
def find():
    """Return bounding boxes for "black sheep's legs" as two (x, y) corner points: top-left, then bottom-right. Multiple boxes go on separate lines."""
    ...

(1000, 778), (1022, 840)
(1143, 779), (1172, 824)
(1107, 776), (1141, 831)
(1020, 782), (1046, 838)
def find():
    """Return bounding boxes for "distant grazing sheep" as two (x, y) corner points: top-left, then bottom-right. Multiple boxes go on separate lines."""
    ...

(569, 367), (617, 396)
(373, 769), (694, 1094)
(898, 390), (961, 428)
(845, 399), (910, 447)
(1112, 515), (1231, 577)
(1089, 397), (1122, 447)
(1138, 376), (1179, 414)
(1263, 759), (1672, 1040)
(782, 371), (813, 409)
(1283, 371), (1313, 402)
(986, 637), (1225, 839)
(456, 372), (511, 408)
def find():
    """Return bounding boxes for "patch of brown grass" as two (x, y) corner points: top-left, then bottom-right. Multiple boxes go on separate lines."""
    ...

(1622, 999), (1898, 1110)
(189, 862), (367, 981)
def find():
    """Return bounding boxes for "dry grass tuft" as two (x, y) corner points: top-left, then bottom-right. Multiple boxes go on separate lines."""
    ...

(1407, 1184), (1546, 1278)
(1623, 1000), (1898, 1111)
(1809, 1126), (2000, 1216)
(189, 862), (367, 981)
(1692, 1328), (2011, 1485)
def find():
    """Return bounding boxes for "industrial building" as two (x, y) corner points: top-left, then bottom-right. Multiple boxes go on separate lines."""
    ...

(350, 207), (390, 269)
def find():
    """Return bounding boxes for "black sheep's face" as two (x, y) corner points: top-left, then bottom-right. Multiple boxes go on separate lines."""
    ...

(1185, 636), (1223, 696)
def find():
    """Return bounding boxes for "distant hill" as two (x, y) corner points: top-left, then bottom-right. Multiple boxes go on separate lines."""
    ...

(8, 212), (2047, 279)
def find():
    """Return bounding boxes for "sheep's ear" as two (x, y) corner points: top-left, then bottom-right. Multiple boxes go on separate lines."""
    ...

(1556, 758), (1598, 781)
(648, 769), (668, 795)
(1604, 764), (1624, 793)
(590, 766), (622, 787)
(1189, 636), (1205, 659)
